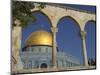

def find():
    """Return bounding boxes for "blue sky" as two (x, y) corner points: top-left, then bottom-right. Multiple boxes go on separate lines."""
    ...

(21, 4), (96, 64)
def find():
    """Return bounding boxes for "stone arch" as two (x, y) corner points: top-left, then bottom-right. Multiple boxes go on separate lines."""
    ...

(57, 16), (81, 30)
(56, 16), (82, 63)
(81, 15), (96, 31)
(23, 10), (53, 47)
(32, 10), (53, 27)
(85, 20), (96, 27)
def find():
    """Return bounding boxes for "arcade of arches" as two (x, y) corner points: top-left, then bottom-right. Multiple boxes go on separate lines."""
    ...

(12, 3), (96, 71)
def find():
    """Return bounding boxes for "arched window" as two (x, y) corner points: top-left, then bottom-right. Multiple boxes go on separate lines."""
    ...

(35, 61), (39, 68)
(39, 47), (41, 52)
(46, 47), (48, 53)
(32, 47), (34, 52)
(22, 60), (27, 69)
(27, 60), (32, 69)
(29, 47), (32, 51)
(40, 63), (48, 68)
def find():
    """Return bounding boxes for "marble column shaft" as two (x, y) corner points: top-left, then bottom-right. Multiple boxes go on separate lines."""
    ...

(51, 27), (58, 68)
(80, 31), (88, 67)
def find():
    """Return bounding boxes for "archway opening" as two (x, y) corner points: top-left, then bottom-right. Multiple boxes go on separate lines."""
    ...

(57, 16), (82, 64)
(85, 20), (96, 66)
(40, 63), (48, 68)
(21, 11), (52, 49)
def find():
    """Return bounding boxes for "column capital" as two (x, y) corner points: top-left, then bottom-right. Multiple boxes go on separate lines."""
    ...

(51, 27), (58, 33)
(80, 31), (87, 40)
(14, 19), (21, 26)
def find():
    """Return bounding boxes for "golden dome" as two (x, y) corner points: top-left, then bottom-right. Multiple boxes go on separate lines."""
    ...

(25, 30), (53, 46)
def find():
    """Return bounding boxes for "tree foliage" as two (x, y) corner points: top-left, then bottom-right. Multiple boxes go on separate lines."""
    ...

(12, 1), (36, 27)
(12, 1), (46, 28)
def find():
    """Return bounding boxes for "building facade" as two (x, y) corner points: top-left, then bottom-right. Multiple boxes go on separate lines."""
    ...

(20, 30), (80, 69)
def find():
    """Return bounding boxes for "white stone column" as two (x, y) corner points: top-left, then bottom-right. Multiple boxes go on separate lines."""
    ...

(12, 19), (23, 71)
(51, 27), (58, 68)
(80, 31), (88, 67)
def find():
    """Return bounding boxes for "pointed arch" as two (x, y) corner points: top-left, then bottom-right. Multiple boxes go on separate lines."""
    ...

(85, 20), (96, 62)
(57, 16), (81, 30)
(32, 10), (53, 27)
(22, 10), (53, 48)
(56, 16), (82, 64)
(85, 20), (96, 27)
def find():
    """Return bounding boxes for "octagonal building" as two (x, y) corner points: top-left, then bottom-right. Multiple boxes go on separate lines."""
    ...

(20, 29), (80, 69)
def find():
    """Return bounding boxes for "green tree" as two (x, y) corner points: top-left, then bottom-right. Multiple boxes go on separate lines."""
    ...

(12, 1), (36, 27)
(12, 1), (46, 27)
